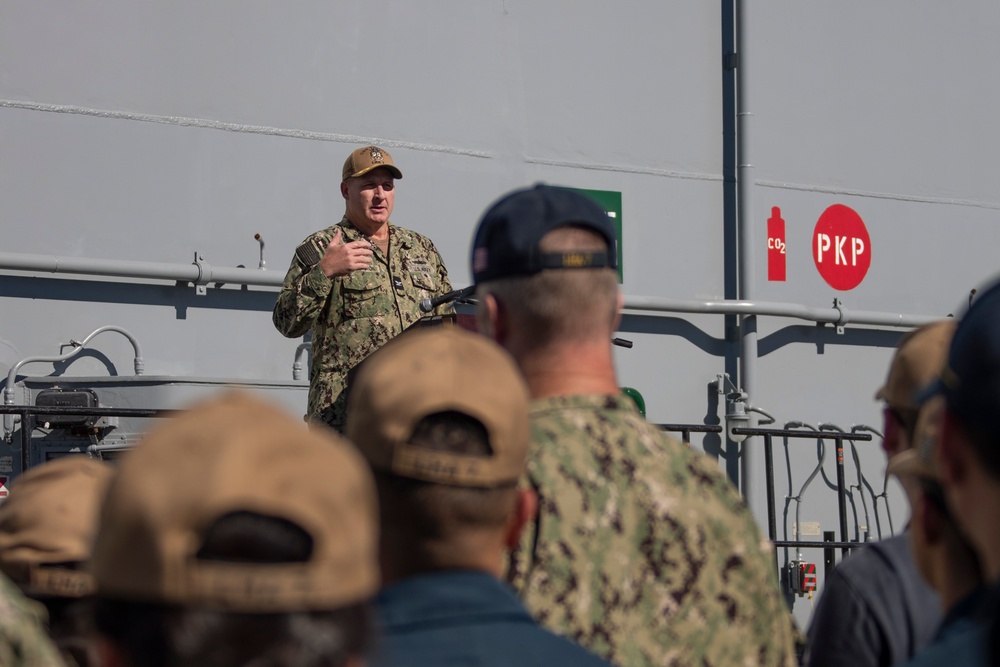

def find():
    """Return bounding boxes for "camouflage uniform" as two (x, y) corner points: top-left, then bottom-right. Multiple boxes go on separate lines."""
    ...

(0, 573), (66, 666)
(273, 217), (453, 430)
(507, 394), (797, 667)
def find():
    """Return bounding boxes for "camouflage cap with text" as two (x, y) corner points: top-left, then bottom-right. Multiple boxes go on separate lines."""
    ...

(471, 184), (617, 284)
(90, 392), (379, 612)
(347, 327), (530, 488)
(342, 145), (403, 181)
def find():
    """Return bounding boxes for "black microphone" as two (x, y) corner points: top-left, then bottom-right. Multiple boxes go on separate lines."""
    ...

(420, 285), (476, 313)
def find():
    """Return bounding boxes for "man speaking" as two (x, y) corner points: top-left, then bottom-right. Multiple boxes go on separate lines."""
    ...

(273, 145), (454, 431)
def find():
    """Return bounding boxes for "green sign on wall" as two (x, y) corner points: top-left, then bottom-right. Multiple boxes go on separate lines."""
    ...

(567, 188), (623, 283)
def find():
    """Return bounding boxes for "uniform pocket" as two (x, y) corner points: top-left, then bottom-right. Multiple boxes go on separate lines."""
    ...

(409, 263), (437, 293)
(341, 272), (384, 320)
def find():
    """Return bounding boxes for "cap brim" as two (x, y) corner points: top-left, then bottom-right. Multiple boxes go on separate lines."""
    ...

(348, 165), (403, 180)
(886, 449), (936, 480)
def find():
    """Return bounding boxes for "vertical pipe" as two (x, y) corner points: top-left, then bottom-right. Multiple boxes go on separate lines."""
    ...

(823, 530), (836, 580)
(736, 0), (759, 504)
(721, 0), (740, 490)
(18, 409), (30, 477)
(764, 433), (777, 542)
(835, 439), (850, 557)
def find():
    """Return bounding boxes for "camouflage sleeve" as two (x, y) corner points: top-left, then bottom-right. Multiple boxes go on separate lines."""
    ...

(428, 241), (455, 316)
(0, 575), (67, 667)
(272, 233), (335, 338)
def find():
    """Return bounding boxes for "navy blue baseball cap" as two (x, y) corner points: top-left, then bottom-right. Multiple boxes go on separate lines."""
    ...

(920, 277), (1000, 443)
(471, 184), (618, 284)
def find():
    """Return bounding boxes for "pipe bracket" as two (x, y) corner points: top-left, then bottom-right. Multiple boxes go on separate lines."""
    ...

(192, 252), (210, 295)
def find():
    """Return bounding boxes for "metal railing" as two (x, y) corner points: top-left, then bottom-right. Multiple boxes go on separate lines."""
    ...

(731, 426), (873, 557)
(657, 423), (723, 445)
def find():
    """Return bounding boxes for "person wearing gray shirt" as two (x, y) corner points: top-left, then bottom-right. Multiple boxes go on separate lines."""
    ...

(806, 322), (953, 667)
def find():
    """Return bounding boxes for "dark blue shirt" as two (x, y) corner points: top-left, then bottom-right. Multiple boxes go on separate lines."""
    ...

(903, 587), (990, 667)
(370, 570), (612, 667)
(806, 533), (942, 667)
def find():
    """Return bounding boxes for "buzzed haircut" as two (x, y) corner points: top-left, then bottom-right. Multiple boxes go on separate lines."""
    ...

(478, 226), (618, 347)
(375, 411), (519, 542)
(94, 511), (369, 667)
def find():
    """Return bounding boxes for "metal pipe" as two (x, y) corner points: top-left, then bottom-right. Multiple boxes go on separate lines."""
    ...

(834, 436), (850, 556)
(823, 531), (837, 577)
(292, 342), (312, 381)
(736, 0), (758, 504)
(254, 234), (266, 269)
(775, 539), (860, 550)
(0, 251), (281, 287)
(823, 422), (872, 543)
(784, 422), (822, 562)
(764, 433), (777, 542)
(0, 251), (941, 329)
(622, 295), (939, 328)
(3, 326), (144, 439)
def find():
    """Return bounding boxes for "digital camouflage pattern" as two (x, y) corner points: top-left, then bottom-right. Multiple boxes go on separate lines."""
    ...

(0, 573), (66, 666)
(273, 218), (453, 430)
(507, 394), (797, 667)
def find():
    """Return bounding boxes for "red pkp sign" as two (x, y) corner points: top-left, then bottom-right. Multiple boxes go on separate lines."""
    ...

(812, 204), (871, 290)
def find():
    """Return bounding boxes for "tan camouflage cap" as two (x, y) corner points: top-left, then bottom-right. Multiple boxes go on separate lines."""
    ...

(342, 145), (402, 181)
(347, 327), (529, 488)
(0, 456), (112, 598)
(875, 320), (955, 410)
(90, 392), (379, 612)
(888, 395), (945, 481)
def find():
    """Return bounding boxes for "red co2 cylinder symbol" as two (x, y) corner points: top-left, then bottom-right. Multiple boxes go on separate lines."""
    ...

(767, 207), (786, 282)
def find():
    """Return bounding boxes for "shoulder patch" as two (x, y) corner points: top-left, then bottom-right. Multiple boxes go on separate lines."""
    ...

(295, 240), (323, 267)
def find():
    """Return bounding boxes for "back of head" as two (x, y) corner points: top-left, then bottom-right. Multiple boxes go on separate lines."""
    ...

(346, 327), (530, 572)
(0, 456), (112, 666)
(889, 397), (983, 601)
(90, 392), (379, 667)
(875, 319), (955, 443)
(471, 184), (620, 346)
(926, 279), (1000, 480)
(0, 456), (111, 599)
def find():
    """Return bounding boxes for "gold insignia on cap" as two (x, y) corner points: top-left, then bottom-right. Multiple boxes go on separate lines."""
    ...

(561, 252), (593, 268)
(369, 147), (384, 164)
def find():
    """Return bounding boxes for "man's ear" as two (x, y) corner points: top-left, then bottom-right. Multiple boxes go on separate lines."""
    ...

(503, 488), (538, 550)
(938, 408), (968, 486)
(612, 288), (624, 333)
(478, 293), (507, 346)
(340, 180), (350, 200)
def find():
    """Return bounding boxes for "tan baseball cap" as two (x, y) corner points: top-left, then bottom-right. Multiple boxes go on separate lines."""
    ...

(346, 328), (529, 488)
(342, 145), (402, 181)
(0, 456), (112, 598)
(90, 392), (379, 612)
(888, 395), (945, 481)
(875, 320), (956, 410)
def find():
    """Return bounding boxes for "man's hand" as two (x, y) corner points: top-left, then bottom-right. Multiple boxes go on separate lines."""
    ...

(319, 228), (373, 278)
